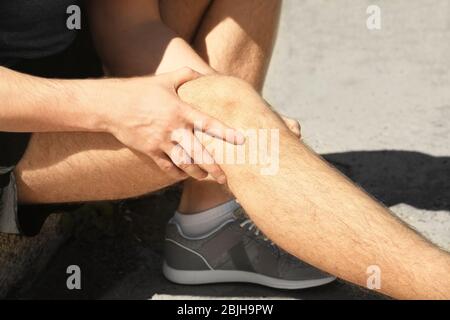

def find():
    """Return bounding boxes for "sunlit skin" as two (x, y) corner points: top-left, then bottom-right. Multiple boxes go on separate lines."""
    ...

(0, 0), (448, 299)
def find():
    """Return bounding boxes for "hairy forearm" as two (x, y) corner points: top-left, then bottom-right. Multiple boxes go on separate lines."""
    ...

(0, 66), (109, 133)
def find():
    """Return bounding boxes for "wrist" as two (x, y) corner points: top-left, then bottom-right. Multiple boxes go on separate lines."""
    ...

(68, 77), (124, 133)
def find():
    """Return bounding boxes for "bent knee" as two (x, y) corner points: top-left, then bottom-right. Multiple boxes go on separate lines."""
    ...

(178, 75), (277, 127)
(179, 74), (253, 98)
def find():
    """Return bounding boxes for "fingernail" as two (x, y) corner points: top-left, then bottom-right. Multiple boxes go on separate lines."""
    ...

(218, 176), (227, 184)
(235, 131), (246, 144)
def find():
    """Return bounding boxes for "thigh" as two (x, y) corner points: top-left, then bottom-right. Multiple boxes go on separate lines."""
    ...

(159, 0), (211, 43)
(192, 0), (282, 91)
(15, 132), (181, 204)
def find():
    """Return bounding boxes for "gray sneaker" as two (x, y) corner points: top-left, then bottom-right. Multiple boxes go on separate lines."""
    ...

(163, 208), (336, 289)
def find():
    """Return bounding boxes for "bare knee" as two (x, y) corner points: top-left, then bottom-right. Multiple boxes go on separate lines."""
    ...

(178, 75), (282, 129)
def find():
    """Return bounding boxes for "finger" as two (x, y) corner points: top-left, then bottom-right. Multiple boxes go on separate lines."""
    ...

(183, 106), (246, 145)
(165, 143), (209, 181)
(174, 130), (227, 184)
(289, 121), (301, 138)
(201, 175), (220, 183)
(152, 152), (188, 180)
(282, 116), (302, 138)
(170, 67), (203, 90)
(191, 135), (227, 184)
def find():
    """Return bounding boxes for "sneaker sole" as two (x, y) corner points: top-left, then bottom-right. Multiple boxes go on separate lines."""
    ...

(163, 262), (336, 290)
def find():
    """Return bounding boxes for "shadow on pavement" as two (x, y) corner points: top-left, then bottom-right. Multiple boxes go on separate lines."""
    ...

(324, 150), (449, 211)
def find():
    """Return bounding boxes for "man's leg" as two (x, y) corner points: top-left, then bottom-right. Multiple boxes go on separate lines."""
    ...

(191, 0), (281, 91)
(160, 0), (281, 90)
(177, 75), (450, 299)
(160, 0), (287, 214)
(159, 1), (325, 291)
(159, 0), (211, 43)
(160, 1), (334, 291)
(15, 132), (181, 204)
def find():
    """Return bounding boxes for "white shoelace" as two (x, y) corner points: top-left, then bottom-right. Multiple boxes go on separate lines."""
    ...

(239, 219), (271, 242)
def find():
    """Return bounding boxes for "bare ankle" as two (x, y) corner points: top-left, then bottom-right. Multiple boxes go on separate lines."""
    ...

(178, 179), (234, 214)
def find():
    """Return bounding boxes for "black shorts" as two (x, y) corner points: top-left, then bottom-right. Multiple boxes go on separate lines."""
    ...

(0, 31), (102, 236)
